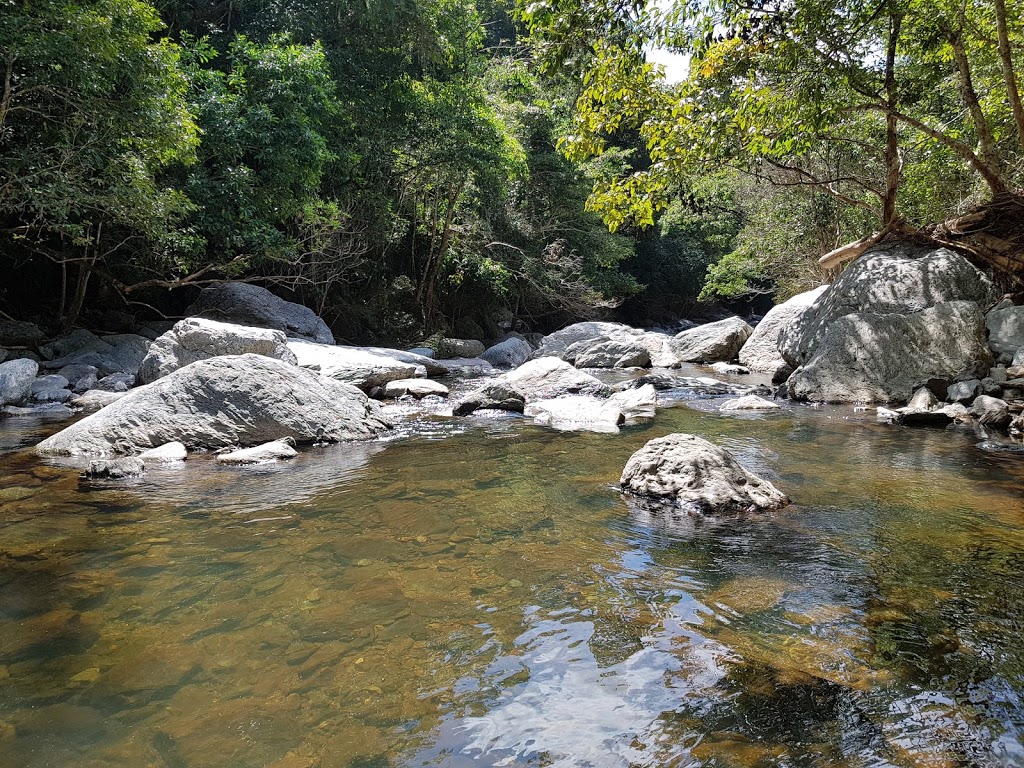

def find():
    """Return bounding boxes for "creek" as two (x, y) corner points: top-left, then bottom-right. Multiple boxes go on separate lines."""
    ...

(1, 368), (1024, 767)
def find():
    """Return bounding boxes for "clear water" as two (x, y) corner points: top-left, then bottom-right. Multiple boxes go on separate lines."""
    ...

(2, 384), (1024, 768)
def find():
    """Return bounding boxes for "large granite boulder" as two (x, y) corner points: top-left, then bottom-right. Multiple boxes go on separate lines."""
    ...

(137, 318), (297, 384)
(986, 304), (1024, 361)
(481, 337), (533, 369)
(787, 301), (993, 403)
(0, 358), (39, 406)
(671, 316), (753, 363)
(185, 282), (334, 344)
(533, 322), (636, 358)
(780, 245), (995, 367)
(620, 433), (790, 514)
(287, 341), (424, 391)
(503, 357), (610, 400)
(39, 331), (152, 376)
(0, 320), (44, 347)
(36, 354), (390, 456)
(739, 286), (828, 377)
(568, 338), (651, 368)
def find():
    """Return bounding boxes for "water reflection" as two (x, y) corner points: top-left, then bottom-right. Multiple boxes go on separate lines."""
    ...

(0, 398), (1023, 767)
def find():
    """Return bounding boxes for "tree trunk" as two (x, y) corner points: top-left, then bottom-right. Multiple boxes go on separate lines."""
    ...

(994, 0), (1024, 151)
(947, 27), (1004, 190)
(882, 9), (904, 227)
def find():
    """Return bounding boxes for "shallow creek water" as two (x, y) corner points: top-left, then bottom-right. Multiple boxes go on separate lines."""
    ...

(2, 374), (1024, 768)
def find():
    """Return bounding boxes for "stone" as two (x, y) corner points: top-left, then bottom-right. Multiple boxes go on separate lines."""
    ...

(185, 282), (334, 343)
(137, 317), (297, 384)
(720, 394), (780, 411)
(503, 357), (610, 400)
(738, 286), (829, 376)
(710, 362), (750, 375)
(72, 374), (98, 393)
(620, 433), (790, 514)
(407, 347), (435, 359)
(607, 383), (658, 423)
(70, 390), (127, 409)
(985, 304), (1024, 360)
(671, 316), (753, 363)
(33, 388), (73, 404)
(533, 322), (636, 358)
(892, 387), (955, 426)
(480, 337), (533, 369)
(362, 347), (447, 376)
(570, 338), (650, 368)
(2, 403), (74, 418)
(31, 375), (69, 394)
(96, 372), (135, 392)
(523, 385), (655, 433)
(138, 442), (188, 462)
(287, 341), (423, 391)
(971, 395), (1011, 428)
(436, 338), (486, 359)
(0, 349), (5, 364)
(787, 302), (993, 403)
(83, 457), (146, 479)
(429, 357), (495, 376)
(947, 378), (982, 403)
(58, 363), (99, 386)
(1010, 414), (1024, 440)
(382, 379), (449, 398)
(217, 437), (298, 464)
(0, 358), (38, 406)
(36, 354), (390, 456)
(452, 381), (526, 416)
(40, 332), (152, 376)
(0, 320), (44, 347)
(780, 244), (994, 367)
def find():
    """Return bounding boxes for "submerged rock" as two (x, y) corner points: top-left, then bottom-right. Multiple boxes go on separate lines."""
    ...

(217, 437), (297, 464)
(138, 317), (297, 384)
(671, 317), (753, 363)
(83, 457), (146, 480)
(185, 282), (334, 344)
(620, 433), (790, 514)
(36, 354), (390, 456)
(720, 394), (780, 411)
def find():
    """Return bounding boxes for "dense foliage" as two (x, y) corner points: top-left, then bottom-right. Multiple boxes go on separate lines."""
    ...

(3, 0), (1020, 338)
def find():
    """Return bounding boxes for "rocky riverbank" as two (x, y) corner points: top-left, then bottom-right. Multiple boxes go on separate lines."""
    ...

(2, 241), (1023, 494)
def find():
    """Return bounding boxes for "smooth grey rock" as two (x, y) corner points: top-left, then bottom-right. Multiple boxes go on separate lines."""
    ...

(407, 347), (435, 359)
(620, 433), (790, 514)
(83, 457), (145, 479)
(31, 375), (69, 394)
(72, 373), (98, 393)
(430, 357), (494, 376)
(97, 373), (135, 392)
(2, 403), (74, 418)
(481, 337), (533, 369)
(739, 286), (828, 376)
(0, 320), (44, 347)
(287, 340), (422, 391)
(780, 245), (994, 367)
(436, 338), (486, 360)
(138, 442), (187, 462)
(971, 395), (1011, 427)
(570, 338), (650, 369)
(33, 388), (73, 404)
(40, 332), (151, 376)
(39, 329), (103, 360)
(58, 363), (99, 386)
(787, 302), (993, 403)
(0, 358), (39, 406)
(452, 381), (526, 416)
(986, 305), (1024, 360)
(382, 379), (449, 398)
(671, 317), (753, 363)
(607, 384), (658, 423)
(138, 317), (297, 384)
(186, 282), (334, 344)
(70, 390), (128, 409)
(363, 347), (446, 377)
(217, 437), (297, 464)
(533, 322), (636, 358)
(948, 378), (982, 403)
(36, 354), (390, 456)
(720, 394), (780, 411)
(893, 387), (955, 426)
(525, 395), (624, 433)
(504, 357), (610, 400)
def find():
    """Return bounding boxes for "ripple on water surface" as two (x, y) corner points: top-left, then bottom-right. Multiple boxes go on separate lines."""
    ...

(1, 401), (1024, 767)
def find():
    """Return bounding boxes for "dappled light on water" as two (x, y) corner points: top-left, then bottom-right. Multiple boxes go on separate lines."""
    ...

(1, 400), (1023, 766)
